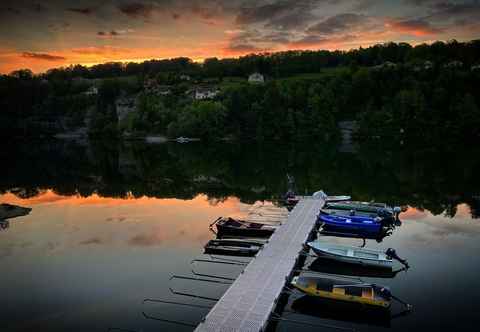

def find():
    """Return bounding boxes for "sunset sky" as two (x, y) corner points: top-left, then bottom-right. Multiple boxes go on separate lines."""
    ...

(1, 0), (479, 73)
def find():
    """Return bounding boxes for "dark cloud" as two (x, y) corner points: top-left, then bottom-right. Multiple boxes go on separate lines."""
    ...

(33, 3), (47, 12)
(97, 29), (133, 37)
(67, 7), (93, 15)
(265, 11), (316, 30)
(289, 34), (357, 48)
(129, 233), (163, 246)
(235, 0), (317, 29)
(21, 52), (66, 61)
(79, 237), (103, 245)
(307, 13), (369, 35)
(118, 2), (156, 18)
(236, 1), (294, 25)
(226, 43), (262, 53)
(0, 7), (21, 15)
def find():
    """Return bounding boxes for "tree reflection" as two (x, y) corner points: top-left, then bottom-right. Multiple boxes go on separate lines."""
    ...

(0, 139), (479, 218)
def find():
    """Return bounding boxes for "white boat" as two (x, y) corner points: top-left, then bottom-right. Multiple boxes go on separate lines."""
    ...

(307, 241), (393, 269)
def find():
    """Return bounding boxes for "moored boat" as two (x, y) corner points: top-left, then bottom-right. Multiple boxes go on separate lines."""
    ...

(318, 213), (383, 235)
(307, 241), (394, 269)
(308, 257), (408, 278)
(212, 217), (277, 237)
(291, 275), (392, 308)
(325, 201), (400, 220)
(203, 239), (264, 257)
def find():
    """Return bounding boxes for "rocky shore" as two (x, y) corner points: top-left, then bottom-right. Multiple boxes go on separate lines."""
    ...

(0, 203), (32, 220)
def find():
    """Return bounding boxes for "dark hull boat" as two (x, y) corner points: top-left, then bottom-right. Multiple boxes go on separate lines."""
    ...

(204, 239), (263, 257)
(212, 217), (277, 237)
(309, 257), (406, 278)
(325, 201), (400, 221)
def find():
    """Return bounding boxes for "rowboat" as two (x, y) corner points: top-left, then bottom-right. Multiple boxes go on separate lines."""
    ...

(212, 217), (277, 237)
(307, 241), (393, 269)
(291, 275), (392, 308)
(318, 213), (382, 235)
(309, 257), (407, 278)
(204, 239), (263, 257)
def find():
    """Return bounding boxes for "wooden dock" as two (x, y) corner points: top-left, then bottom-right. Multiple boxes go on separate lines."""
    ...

(195, 197), (324, 332)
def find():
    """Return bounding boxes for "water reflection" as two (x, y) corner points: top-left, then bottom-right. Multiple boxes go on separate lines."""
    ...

(1, 139), (479, 217)
(1, 139), (480, 332)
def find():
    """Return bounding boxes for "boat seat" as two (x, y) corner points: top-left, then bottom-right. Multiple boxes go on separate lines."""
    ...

(332, 287), (345, 295)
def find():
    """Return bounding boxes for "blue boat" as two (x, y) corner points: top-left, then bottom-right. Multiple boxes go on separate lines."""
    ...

(317, 213), (382, 235)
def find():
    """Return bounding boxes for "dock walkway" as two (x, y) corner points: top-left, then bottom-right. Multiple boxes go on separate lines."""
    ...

(194, 197), (324, 332)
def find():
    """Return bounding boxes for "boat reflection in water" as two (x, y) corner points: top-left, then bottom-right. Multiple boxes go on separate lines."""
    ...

(291, 295), (396, 328)
(309, 257), (408, 278)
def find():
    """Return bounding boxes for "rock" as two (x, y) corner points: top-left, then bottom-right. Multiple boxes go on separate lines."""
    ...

(0, 203), (32, 220)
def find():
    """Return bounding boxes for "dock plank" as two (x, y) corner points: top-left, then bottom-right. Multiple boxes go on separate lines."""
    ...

(195, 198), (324, 332)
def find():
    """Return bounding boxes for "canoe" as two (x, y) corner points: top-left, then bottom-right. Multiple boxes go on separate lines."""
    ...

(214, 217), (277, 237)
(318, 213), (382, 235)
(307, 241), (393, 269)
(291, 275), (391, 308)
(204, 239), (263, 257)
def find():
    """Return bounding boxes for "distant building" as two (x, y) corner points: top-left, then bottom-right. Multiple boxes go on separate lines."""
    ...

(248, 72), (264, 83)
(192, 86), (220, 100)
(444, 60), (463, 69)
(412, 60), (434, 72)
(373, 61), (397, 70)
(115, 95), (137, 121)
(84, 86), (98, 96)
(144, 78), (171, 95)
(424, 60), (434, 70)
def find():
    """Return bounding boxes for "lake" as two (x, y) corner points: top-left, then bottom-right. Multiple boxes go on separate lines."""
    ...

(1, 139), (479, 332)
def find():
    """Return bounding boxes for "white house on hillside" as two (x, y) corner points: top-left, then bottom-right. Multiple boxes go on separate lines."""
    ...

(248, 72), (264, 83)
(193, 86), (220, 100)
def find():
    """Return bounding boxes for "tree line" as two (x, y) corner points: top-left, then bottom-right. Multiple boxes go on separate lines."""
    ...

(1, 40), (479, 143)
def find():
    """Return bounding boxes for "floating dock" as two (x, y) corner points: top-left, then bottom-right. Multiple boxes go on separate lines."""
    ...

(195, 197), (325, 332)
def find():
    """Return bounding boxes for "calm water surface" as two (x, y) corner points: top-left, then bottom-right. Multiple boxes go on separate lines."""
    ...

(1, 139), (479, 332)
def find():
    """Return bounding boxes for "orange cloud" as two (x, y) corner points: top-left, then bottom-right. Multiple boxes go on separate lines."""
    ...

(386, 19), (443, 36)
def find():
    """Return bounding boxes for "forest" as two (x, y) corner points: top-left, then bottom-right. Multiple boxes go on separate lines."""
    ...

(1, 40), (479, 144)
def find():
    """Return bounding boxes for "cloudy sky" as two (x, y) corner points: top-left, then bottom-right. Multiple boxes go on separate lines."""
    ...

(1, 0), (479, 73)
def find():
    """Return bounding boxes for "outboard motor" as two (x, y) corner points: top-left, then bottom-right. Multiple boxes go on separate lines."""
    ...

(386, 248), (409, 268)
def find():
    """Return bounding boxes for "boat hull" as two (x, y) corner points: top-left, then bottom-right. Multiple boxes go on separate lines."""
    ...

(291, 276), (391, 309)
(216, 222), (275, 238)
(308, 242), (392, 269)
(318, 214), (382, 235)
